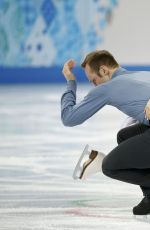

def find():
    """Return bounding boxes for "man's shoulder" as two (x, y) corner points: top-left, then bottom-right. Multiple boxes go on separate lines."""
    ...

(111, 71), (150, 87)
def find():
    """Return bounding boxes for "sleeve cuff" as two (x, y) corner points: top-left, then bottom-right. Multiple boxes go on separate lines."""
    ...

(67, 80), (77, 94)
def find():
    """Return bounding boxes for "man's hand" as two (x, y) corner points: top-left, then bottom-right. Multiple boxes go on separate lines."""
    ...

(62, 59), (76, 81)
(144, 99), (150, 120)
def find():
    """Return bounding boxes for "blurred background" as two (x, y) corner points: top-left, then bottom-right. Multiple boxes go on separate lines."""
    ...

(1, 1), (150, 229)
(0, 0), (150, 83)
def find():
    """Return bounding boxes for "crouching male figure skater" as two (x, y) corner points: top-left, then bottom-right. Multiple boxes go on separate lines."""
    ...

(61, 50), (150, 216)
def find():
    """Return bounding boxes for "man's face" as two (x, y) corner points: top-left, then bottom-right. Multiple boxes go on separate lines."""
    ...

(84, 64), (110, 86)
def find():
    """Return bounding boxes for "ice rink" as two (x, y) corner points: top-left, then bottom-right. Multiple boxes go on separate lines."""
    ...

(0, 84), (150, 230)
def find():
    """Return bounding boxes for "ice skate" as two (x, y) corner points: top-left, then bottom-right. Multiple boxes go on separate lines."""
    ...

(73, 144), (105, 180)
(133, 196), (150, 218)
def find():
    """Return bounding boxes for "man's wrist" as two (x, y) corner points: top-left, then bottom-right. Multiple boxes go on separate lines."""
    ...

(67, 79), (75, 82)
(65, 73), (75, 81)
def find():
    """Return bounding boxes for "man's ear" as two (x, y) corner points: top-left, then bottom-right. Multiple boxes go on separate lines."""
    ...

(99, 65), (109, 77)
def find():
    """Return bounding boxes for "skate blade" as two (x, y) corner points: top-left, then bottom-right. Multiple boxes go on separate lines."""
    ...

(80, 151), (105, 180)
(72, 144), (90, 180)
(134, 214), (150, 222)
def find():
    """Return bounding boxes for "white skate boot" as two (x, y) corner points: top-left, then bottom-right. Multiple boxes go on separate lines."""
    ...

(73, 144), (105, 180)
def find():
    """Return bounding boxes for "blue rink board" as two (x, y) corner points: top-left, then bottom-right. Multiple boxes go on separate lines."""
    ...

(0, 65), (150, 84)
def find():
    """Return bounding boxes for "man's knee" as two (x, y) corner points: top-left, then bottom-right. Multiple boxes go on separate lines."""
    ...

(102, 156), (118, 179)
(102, 156), (113, 177)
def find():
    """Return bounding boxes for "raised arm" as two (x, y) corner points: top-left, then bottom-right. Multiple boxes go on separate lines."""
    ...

(61, 60), (108, 127)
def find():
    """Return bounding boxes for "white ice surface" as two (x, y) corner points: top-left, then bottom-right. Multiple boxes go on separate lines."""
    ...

(0, 84), (149, 230)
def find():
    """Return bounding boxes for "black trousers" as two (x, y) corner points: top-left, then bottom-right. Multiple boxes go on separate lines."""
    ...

(102, 123), (150, 196)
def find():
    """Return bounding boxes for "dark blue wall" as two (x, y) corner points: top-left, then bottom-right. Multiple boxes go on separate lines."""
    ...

(0, 65), (150, 84)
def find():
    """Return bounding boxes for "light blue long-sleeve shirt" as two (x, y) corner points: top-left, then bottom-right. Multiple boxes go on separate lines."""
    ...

(61, 67), (150, 127)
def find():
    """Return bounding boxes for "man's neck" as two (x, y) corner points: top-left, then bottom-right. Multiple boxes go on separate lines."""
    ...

(109, 67), (119, 79)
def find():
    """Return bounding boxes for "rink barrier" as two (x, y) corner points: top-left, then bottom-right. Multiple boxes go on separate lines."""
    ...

(0, 65), (150, 84)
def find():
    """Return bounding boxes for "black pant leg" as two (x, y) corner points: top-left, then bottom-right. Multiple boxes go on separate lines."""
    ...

(102, 126), (150, 196)
(117, 123), (150, 144)
(116, 123), (150, 196)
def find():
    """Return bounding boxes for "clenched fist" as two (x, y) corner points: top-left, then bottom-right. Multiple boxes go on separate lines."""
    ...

(62, 59), (76, 81)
